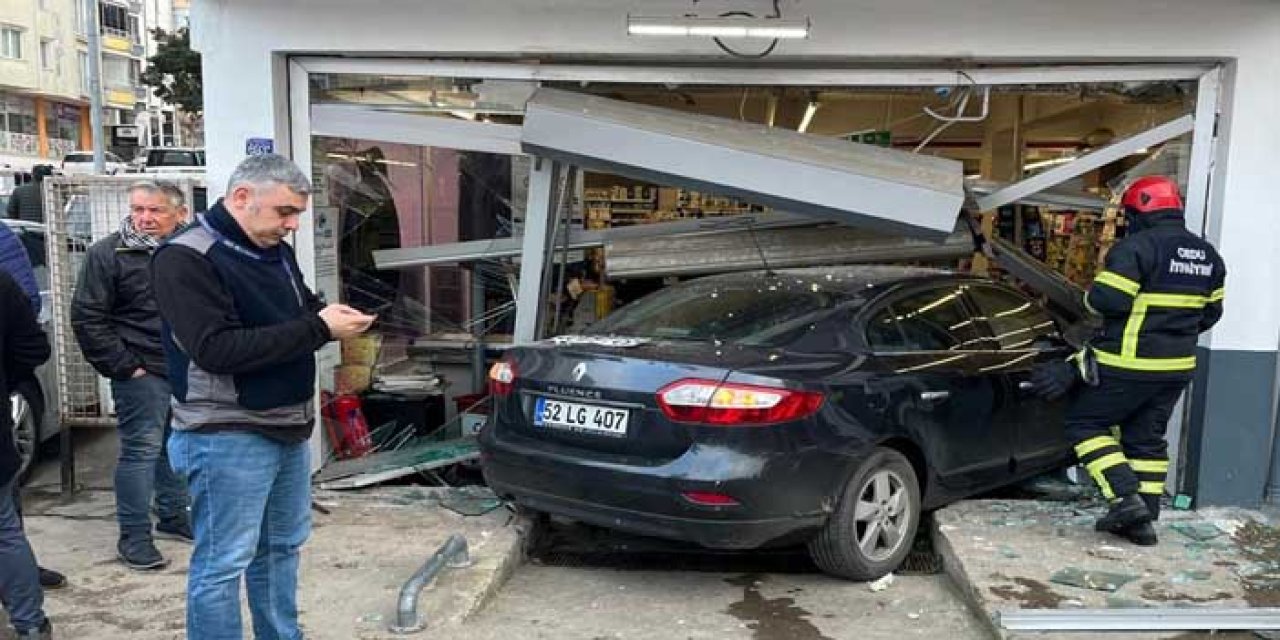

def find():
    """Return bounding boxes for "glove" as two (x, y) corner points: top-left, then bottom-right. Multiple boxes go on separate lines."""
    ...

(1030, 360), (1078, 401)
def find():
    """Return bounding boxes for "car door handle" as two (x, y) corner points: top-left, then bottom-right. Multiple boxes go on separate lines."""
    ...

(919, 390), (950, 402)
(1018, 381), (1035, 392)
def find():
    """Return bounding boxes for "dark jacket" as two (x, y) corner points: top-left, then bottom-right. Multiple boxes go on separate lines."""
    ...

(1, 270), (50, 486)
(5, 167), (49, 224)
(152, 201), (330, 443)
(0, 221), (39, 315)
(71, 233), (167, 380)
(1086, 210), (1226, 379)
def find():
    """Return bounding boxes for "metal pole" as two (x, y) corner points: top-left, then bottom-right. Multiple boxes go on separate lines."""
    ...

(85, 0), (106, 174)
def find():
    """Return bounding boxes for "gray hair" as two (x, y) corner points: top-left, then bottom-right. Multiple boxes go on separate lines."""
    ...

(128, 179), (186, 208)
(226, 153), (312, 197)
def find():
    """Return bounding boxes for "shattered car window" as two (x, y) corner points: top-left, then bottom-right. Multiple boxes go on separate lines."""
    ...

(587, 273), (851, 347)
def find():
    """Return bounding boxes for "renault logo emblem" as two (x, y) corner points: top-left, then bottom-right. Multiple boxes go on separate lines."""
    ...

(572, 363), (588, 382)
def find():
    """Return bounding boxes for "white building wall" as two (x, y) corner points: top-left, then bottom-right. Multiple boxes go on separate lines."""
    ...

(192, 0), (1280, 356)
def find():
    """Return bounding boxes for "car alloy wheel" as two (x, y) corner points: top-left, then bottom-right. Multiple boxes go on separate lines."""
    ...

(853, 468), (911, 563)
(9, 393), (36, 482)
(807, 447), (921, 581)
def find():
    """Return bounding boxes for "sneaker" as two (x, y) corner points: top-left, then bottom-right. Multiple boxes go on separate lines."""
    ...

(155, 517), (194, 543)
(38, 566), (67, 590)
(17, 619), (52, 639)
(1094, 494), (1152, 534)
(118, 535), (169, 571)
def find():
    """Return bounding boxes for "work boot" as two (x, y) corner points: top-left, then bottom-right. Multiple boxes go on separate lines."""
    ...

(16, 619), (52, 639)
(38, 566), (67, 590)
(1094, 494), (1152, 534)
(118, 533), (169, 571)
(155, 516), (194, 543)
(1115, 520), (1159, 546)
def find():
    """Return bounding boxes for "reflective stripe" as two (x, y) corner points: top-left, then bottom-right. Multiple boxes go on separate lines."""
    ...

(1138, 293), (1211, 308)
(1075, 435), (1120, 458)
(1094, 271), (1141, 296)
(1121, 298), (1148, 358)
(1084, 451), (1130, 502)
(1094, 348), (1198, 372)
(1131, 459), (1170, 473)
(1085, 452), (1130, 475)
(1210, 288), (1225, 302)
(1139, 481), (1167, 495)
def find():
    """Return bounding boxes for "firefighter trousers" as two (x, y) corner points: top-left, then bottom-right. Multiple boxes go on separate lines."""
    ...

(1065, 373), (1187, 505)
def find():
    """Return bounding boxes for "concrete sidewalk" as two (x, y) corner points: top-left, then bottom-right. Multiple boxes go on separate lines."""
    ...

(3, 484), (523, 640)
(934, 499), (1280, 639)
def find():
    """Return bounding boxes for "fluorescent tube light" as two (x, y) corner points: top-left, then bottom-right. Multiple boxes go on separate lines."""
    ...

(797, 101), (819, 133)
(627, 15), (810, 39)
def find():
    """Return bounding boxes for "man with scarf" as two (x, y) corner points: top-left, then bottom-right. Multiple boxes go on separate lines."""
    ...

(1032, 176), (1225, 546)
(71, 181), (192, 570)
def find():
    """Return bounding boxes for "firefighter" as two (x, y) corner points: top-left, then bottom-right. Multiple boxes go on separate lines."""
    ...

(1035, 175), (1225, 546)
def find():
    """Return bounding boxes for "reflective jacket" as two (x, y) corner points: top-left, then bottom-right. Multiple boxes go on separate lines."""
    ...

(1086, 211), (1225, 378)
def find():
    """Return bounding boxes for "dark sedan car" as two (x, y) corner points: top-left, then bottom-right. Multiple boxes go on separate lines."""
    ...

(480, 266), (1072, 580)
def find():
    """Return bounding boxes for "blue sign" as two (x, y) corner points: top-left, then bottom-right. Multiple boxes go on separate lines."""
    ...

(245, 137), (274, 156)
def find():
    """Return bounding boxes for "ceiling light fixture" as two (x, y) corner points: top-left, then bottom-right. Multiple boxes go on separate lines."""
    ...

(797, 101), (820, 133)
(627, 15), (810, 39)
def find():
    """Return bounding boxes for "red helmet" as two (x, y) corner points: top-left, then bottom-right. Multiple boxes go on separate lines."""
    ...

(1121, 175), (1183, 213)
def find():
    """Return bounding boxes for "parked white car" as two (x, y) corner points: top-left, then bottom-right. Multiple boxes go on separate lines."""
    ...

(61, 151), (129, 176)
(140, 147), (205, 176)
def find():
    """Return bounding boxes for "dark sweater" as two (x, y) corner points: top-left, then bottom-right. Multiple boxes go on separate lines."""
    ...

(151, 201), (330, 443)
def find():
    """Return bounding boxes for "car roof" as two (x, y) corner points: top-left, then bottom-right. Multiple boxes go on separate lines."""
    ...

(0, 219), (44, 232)
(689, 265), (961, 294)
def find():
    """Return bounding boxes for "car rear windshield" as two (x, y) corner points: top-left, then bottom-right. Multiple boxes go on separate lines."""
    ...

(64, 153), (93, 163)
(148, 150), (201, 166)
(587, 276), (851, 346)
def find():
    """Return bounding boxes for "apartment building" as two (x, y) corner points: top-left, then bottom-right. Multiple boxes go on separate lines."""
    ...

(0, 0), (91, 169)
(0, 0), (186, 170)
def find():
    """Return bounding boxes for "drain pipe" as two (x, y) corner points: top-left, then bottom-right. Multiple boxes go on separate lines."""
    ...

(388, 534), (472, 634)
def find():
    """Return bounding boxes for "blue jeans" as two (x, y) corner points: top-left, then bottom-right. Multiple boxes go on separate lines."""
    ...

(168, 430), (312, 640)
(111, 375), (188, 535)
(0, 478), (44, 634)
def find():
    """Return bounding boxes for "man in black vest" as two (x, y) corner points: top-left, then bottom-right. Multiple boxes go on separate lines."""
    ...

(152, 154), (373, 640)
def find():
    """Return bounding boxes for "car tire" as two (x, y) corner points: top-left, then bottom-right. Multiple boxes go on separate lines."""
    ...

(807, 447), (920, 581)
(9, 392), (39, 485)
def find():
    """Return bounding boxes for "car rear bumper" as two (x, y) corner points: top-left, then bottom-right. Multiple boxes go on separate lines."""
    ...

(480, 428), (845, 549)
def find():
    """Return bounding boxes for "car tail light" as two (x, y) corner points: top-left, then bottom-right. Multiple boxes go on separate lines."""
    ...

(488, 360), (516, 397)
(682, 491), (740, 506)
(656, 378), (824, 426)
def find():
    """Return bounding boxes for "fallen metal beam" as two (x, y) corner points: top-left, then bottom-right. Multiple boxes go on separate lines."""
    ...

(976, 114), (1195, 212)
(311, 103), (523, 156)
(966, 179), (1109, 212)
(999, 608), (1280, 631)
(989, 235), (1086, 323)
(389, 534), (471, 634)
(606, 225), (973, 280)
(522, 88), (965, 238)
(372, 211), (823, 270)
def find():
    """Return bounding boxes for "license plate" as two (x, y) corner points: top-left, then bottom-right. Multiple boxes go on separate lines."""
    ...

(534, 397), (629, 437)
